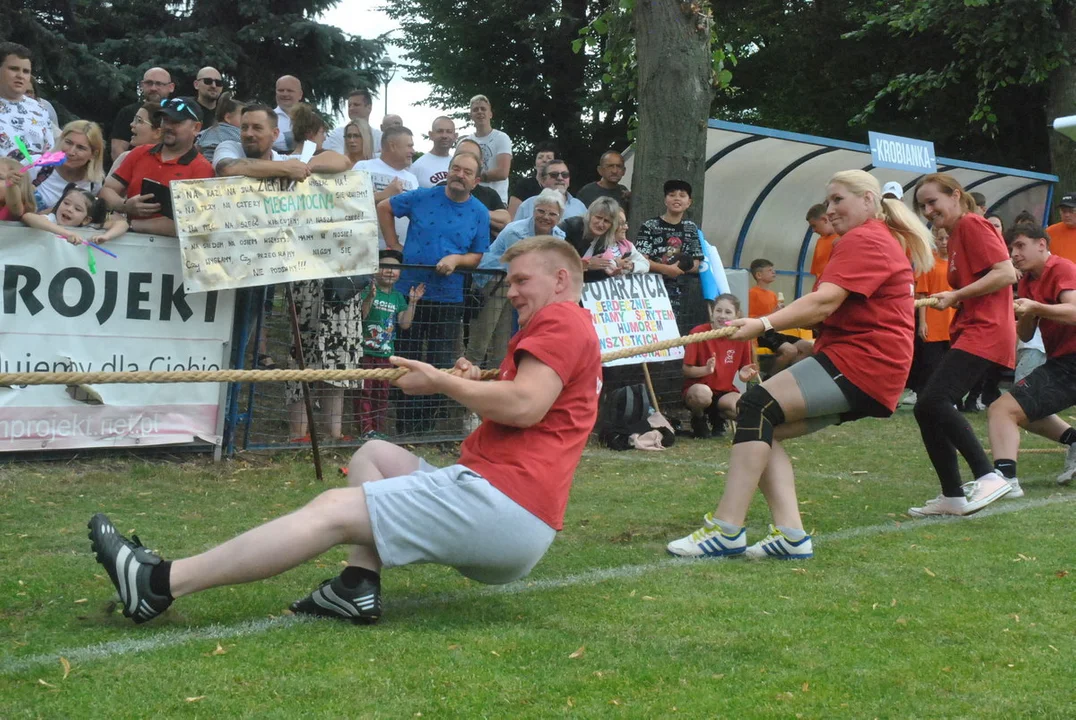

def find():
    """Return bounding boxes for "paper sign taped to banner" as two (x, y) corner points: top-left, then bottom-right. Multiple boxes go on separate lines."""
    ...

(579, 274), (685, 367)
(172, 171), (378, 293)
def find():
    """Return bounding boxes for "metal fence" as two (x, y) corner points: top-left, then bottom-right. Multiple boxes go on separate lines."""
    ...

(222, 268), (711, 453)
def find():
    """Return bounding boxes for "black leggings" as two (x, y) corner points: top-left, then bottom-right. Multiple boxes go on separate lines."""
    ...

(913, 348), (999, 496)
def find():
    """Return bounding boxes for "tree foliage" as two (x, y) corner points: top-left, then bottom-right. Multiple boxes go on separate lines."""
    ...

(0, 0), (386, 130)
(709, 0), (1071, 176)
(384, 0), (635, 180)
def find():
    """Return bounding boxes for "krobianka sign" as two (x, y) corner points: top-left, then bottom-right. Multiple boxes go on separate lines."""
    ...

(0, 225), (235, 451)
(868, 131), (937, 174)
(579, 273), (684, 367)
(172, 171), (378, 293)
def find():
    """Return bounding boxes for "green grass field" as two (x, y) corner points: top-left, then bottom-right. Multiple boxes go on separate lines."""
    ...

(2, 410), (1074, 718)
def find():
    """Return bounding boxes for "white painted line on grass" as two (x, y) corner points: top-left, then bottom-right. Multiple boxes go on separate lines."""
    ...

(2, 493), (1072, 676)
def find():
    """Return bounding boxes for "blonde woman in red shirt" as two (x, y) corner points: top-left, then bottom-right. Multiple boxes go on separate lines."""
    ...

(668, 170), (934, 560)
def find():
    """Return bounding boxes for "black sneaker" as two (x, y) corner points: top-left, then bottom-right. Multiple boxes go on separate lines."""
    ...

(87, 513), (172, 624)
(290, 574), (382, 625)
(691, 414), (710, 439)
(706, 405), (727, 437)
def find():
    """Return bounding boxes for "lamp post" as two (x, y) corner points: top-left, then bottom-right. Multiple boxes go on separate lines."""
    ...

(377, 57), (397, 116)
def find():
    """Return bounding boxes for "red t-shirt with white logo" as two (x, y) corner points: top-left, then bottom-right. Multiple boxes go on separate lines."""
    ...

(458, 302), (602, 531)
(1018, 253), (1076, 359)
(946, 212), (1016, 368)
(813, 218), (915, 411)
(682, 325), (751, 394)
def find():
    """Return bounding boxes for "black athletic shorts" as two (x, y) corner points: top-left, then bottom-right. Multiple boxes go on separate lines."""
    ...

(1008, 354), (1076, 422)
(756, 329), (802, 353)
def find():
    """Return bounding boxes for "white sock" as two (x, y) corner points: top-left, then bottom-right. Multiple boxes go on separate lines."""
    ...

(777, 525), (807, 540)
(715, 518), (742, 536)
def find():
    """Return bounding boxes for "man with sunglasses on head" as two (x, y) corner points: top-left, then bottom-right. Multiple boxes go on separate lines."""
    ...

(194, 67), (224, 128)
(513, 159), (586, 222)
(100, 97), (213, 236)
(111, 67), (174, 161)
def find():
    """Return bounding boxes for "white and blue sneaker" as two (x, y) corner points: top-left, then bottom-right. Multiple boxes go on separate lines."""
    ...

(666, 512), (746, 558)
(745, 525), (814, 560)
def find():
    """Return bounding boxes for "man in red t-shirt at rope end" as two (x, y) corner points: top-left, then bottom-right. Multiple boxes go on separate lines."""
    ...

(86, 236), (602, 625)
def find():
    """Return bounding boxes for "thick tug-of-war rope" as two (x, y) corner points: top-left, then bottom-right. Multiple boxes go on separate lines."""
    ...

(0, 299), (943, 387)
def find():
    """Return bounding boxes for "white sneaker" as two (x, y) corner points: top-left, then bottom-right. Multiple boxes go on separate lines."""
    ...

(901, 390), (918, 406)
(666, 512), (746, 558)
(961, 473), (1012, 513)
(1057, 444), (1076, 485)
(1003, 477), (1024, 498)
(745, 524), (813, 560)
(909, 494), (970, 517)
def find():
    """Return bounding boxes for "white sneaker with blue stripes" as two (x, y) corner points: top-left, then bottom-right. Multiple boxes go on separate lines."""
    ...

(666, 512), (746, 558)
(744, 524), (814, 560)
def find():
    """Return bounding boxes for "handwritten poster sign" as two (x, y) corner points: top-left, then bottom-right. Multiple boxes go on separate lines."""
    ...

(579, 274), (685, 367)
(172, 172), (378, 293)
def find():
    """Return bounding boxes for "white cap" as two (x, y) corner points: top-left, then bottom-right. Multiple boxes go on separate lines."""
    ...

(881, 181), (904, 200)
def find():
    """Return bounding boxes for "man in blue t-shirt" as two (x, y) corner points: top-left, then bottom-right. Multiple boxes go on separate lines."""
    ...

(376, 151), (490, 434)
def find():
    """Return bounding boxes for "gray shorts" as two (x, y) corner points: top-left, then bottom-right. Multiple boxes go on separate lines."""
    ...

(786, 357), (851, 434)
(363, 460), (557, 585)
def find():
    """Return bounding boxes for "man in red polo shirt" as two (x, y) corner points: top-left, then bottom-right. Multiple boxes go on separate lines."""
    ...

(987, 223), (1076, 492)
(99, 96), (214, 236)
(87, 236), (603, 625)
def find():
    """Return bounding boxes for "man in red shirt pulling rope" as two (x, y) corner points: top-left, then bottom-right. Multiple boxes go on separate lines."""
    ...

(87, 236), (602, 625)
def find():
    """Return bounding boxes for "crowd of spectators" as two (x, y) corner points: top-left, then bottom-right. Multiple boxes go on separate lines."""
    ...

(4, 39), (1069, 446)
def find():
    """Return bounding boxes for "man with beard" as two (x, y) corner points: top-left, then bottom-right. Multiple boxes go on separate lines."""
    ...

(99, 97), (213, 236)
(193, 67), (224, 128)
(213, 103), (351, 178)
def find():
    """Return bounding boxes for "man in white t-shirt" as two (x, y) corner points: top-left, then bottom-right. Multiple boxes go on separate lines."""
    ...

(354, 126), (419, 248)
(324, 88), (374, 155)
(409, 116), (457, 188)
(213, 104), (351, 177)
(0, 42), (54, 159)
(464, 94), (511, 204)
(272, 75), (302, 154)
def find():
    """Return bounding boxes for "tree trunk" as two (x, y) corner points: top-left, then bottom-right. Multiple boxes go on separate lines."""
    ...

(1047, 4), (1076, 222)
(630, 0), (712, 234)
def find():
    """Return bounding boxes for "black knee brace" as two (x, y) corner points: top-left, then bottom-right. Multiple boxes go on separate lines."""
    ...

(733, 385), (786, 446)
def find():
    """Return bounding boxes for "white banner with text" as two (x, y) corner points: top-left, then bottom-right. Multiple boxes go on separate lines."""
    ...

(579, 274), (684, 367)
(0, 225), (235, 451)
(172, 171), (378, 293)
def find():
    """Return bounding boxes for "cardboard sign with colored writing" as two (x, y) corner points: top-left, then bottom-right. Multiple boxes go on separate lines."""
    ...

(579, 274), (684, 367)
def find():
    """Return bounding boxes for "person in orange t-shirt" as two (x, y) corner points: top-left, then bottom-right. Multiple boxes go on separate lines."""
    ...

(807, 203), (838, 278)
(911, 228), (956, 394)
(1046, 192), (1076, 264)
(748, 257), (780, 317)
